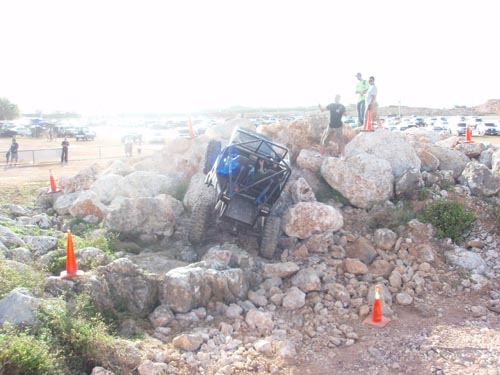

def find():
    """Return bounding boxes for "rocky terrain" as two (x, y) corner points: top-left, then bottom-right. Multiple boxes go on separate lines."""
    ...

(1, 116), (500, 375)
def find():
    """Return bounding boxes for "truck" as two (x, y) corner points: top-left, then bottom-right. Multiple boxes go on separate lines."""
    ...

(188, 128), (292, 259)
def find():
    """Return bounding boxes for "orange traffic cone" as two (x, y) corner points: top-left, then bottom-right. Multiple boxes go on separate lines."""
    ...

(362, 109), (374, 132)
(188, 115), (195, 138)
(363, 284), (391, 327)
(49, 170), (59, 193)
(60, 230), (84, 279)
(465, 125), (473, 143)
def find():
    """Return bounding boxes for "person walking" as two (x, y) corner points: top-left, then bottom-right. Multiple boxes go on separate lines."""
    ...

(364, 76), (384, 129)
(355, 72), (369, 127)
(61, 137), (69, 163)
(318, 94), (347, 159)
(9, 137), (19, 166)
(124, 137), (133, 157)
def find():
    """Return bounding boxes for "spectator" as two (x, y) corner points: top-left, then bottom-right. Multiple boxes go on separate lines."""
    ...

(355, 72), (369, 127)
(61, 137), (69, 163)
(318, 94), (347, 159)
(124, 137), (133, 157)
(9, 137), (19, 166)
(364, 76), (384, 129)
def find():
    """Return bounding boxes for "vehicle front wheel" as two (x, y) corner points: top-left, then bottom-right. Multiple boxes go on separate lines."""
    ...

(260, 216), (281, 259)
(188, 201), (213, 245)
(204, 140), (222, 174)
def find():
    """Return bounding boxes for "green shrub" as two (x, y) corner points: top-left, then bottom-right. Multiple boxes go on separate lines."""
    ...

(421, 199), (475, 242)
(417, 187), (431, 201)
(0, 324), (61, 375)
(0, 259), (45, 299)
(36, 296), (118, 373)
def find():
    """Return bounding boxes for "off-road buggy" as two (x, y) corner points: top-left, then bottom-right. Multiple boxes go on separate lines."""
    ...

(188, 128), (292, 258)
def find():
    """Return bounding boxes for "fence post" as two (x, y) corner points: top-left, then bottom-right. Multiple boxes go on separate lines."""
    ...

(32, 150), (35, 165)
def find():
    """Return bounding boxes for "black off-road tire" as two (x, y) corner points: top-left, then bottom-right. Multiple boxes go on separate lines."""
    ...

(260, 216), (281, 259)
(188, 201), (213, 244)
(203, 140), (222, 174)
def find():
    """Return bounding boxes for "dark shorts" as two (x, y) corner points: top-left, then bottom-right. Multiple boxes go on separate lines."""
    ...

(321, 126), (345, 149)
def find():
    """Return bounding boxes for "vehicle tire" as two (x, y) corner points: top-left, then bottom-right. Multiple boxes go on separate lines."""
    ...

(204, 140), (222, 174)
(188, 200), (213, 244)
(260, 216), (281, 259)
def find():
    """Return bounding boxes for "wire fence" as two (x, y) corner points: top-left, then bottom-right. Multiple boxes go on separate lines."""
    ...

(4, 143), (163, 167)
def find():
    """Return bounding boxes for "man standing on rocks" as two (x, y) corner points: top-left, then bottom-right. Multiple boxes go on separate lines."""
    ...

(365, 76), (384, 129)
(355, 72), (369, 127)
(318, 94), (346, 160)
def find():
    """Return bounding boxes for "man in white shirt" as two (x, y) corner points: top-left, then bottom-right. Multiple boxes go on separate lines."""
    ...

(364, 76), (384, 129)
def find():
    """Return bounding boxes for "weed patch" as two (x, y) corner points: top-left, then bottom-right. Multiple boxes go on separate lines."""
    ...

(0, 259), (45, 299)
(421, 199), (475, 242)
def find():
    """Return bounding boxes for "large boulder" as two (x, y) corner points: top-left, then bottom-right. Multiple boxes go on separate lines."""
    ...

(290, 177), (316, 203)
(459, 161), (500, 197)
(321, 154), (394, 209)
(0, 225), (26, 248)
(69, 190), (107, 222)
(90, 174), (124, 205)
(59, 164), (100, 193)
(117, 171), (180, 198)
(159, 265), (250, 313)
(296, 149), (324, 172)
(97, 258), (159, 318)
(423, 144), (469, 179)
(492, 149), (500, 172)
(345, 130), (421, 178)
(282, 202), (343, 239)
(53, 191), (82, 216)
(395, 168), (424, 200)
(454, 142), (486, 158)
(102, 160), (135, 176)
(105, 195), (181, 238)
(23, 235), (57, 257)
(0, 288), (40, 327)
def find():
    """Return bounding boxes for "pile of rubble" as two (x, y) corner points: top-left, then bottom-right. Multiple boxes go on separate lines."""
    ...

(1, 118), (499, 374)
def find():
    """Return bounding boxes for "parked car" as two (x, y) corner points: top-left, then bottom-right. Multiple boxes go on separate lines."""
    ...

(415, 117), (426, 127)
(450, 122), (467, 136)
(477, 122), (499, 136)
(75, 127), (96, 141)
(432, 121), (451, 133)
(11, 126), (32, 137)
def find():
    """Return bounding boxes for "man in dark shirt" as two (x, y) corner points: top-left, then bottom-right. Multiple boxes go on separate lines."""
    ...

(319, 95), (346, 159)
(9, 137), (19, 166)
(61, 137), (69, 163)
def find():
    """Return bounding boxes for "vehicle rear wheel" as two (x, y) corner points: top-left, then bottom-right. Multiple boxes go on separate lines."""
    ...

(204, 140), (222, 174)
(260, 216), (281, 259)
(188, 200), (213, 244)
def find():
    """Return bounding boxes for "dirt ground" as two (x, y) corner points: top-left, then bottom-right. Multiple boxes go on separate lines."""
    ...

(1, 130), (500, 375)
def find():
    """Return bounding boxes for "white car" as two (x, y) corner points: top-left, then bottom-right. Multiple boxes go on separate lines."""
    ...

(12, 126), (32, 136)
(477, 122), (499, 136)
(432, 121), (451, 133)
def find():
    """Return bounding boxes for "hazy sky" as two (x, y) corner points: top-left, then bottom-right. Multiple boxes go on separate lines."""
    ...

(1, 0), (498, 115)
